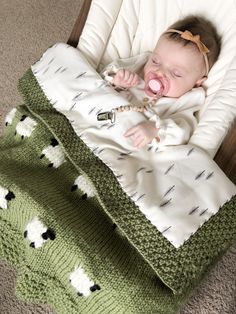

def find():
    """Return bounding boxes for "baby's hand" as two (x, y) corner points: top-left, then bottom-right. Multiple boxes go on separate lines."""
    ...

(112, 69), (140, 88)
(124, 121), (160, 149)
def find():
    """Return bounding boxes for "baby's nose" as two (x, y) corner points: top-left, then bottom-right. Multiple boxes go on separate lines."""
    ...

(154, 67), (166, 77)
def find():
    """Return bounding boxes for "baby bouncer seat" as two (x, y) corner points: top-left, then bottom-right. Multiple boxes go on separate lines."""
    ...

(68, 0), (236, 183)
(0, 1), (236, 314)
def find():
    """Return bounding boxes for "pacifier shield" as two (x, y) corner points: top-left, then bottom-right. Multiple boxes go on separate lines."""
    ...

(148, 79), (162, 93)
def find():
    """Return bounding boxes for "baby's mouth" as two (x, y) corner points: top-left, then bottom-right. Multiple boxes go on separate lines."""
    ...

(144, 75), (169, 97)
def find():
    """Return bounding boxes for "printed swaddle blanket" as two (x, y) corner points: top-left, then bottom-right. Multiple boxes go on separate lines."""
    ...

(32, 43), (235, 248)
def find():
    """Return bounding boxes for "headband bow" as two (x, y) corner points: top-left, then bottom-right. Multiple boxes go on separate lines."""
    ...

(180, 30), (210, 54)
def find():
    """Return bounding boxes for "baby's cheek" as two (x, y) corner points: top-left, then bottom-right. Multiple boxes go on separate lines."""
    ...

(143, 63), (152, 76)
(166, 83), (185, 98)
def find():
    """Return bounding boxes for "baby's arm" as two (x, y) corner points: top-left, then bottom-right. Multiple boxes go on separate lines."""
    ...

(125, 88), (205, 149)
(100, 54), (149, 88)
(124, 121), (160, 149)
(151, 115), (193, 147)
(112, 69), (140, 88)
(124, 116), (192, 149)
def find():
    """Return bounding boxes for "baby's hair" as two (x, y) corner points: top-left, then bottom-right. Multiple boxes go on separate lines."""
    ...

(164, 15), (221, 70)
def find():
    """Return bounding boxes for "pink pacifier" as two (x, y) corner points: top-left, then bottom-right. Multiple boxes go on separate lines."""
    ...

(148, 78), (163, 95)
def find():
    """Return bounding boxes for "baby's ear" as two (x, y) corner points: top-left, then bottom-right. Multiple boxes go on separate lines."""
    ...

(195, 76), (207, 87)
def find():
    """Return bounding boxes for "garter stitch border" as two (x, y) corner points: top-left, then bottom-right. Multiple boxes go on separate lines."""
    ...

(18, 68), (236, 294)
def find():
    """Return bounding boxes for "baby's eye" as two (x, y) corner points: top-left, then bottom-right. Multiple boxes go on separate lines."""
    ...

(152, 59), (160, 65)
(172, 71), (182, 78)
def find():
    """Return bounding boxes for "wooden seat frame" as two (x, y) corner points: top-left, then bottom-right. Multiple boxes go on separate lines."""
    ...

(67, 0), (236, 184)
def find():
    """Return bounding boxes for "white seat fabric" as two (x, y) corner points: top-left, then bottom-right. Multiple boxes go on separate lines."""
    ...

(78, 0), (236, 158)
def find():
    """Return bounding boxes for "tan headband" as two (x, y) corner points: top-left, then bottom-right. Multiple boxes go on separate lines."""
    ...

(165, 29), (210, 76)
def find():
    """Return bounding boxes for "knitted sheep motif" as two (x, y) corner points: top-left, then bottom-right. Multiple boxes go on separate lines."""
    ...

(0, 186), (15, 209)
(69, 266), (101, 297)
(24, 217), (56, 248)
(71, 175), (96, 199)
(5, 108), (17, 126)
(15, 115), (37, 139)
(40, 138), (66, 168)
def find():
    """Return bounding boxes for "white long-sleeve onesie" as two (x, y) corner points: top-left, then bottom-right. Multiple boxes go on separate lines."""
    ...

(100, 54), (205, 149)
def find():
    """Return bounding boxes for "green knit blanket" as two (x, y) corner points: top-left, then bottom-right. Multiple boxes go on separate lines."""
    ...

(0, 68), (236, 314)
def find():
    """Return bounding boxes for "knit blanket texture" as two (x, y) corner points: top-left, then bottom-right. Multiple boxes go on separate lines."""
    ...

(0, 67), (236, 313)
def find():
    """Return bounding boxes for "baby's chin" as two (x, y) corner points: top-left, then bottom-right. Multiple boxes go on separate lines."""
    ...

(143, 84), (181, 98)
(143, 85), (160, 98)
(165, 89), (191, 98)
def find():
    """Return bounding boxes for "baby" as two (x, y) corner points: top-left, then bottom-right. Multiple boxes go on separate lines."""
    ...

(102, 16), (221, 149)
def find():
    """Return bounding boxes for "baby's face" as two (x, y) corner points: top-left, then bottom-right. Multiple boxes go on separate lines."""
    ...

(143, 36), (206, 98)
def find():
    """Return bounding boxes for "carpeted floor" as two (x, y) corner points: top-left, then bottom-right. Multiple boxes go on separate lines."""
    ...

(0, 1), (235, 313)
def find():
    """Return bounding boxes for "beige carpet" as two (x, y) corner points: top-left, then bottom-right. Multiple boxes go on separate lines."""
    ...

(0, 1), (235, 313)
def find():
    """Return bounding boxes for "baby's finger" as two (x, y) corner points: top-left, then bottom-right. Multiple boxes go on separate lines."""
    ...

(113, 69), (124, 85)
(133, 137), (145, 148)
(127, 73), (140, 87)
(123, 70), (132, 82)
(125, 72), (135, 85)
(132, 73), (141, 85)
(117, 69), (125, 78)
(125, 77), (133, 86)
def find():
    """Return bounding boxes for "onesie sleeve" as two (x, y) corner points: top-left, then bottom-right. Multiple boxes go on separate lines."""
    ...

(149, 88), (206, 148)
